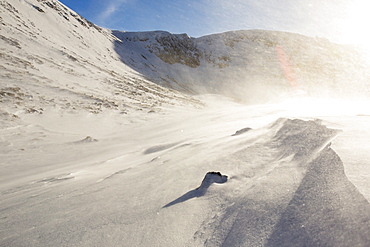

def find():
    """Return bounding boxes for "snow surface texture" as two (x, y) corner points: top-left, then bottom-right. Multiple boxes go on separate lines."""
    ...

(1, 0), (370, 246)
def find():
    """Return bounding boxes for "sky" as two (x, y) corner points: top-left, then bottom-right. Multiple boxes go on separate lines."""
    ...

(59, 0), (370, 46)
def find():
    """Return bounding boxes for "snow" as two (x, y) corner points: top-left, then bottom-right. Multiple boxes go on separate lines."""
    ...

(1, 0), (370, 246)
(1, 96), (369, 246)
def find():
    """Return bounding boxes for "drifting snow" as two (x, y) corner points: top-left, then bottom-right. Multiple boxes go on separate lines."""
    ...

(1, 97), (370, 246)
(1, 1), (370, 246)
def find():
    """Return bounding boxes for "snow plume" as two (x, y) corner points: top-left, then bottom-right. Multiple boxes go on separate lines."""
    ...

(112, 29), (370, 104)
(1, 1), (370, 246)
(98, 0), (128, 26)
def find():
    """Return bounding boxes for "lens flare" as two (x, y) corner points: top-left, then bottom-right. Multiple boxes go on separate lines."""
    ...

(275, 45), (298, 89)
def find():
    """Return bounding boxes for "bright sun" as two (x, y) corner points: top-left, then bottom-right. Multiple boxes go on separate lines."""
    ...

(340, 0), (370, 49)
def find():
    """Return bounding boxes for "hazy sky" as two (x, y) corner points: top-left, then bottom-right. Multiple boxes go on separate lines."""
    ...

(59, 0), (369, 45)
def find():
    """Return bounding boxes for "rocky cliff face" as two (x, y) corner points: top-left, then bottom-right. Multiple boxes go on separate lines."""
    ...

(113, 29), (370, 103)
(153, 33), (200, 68)
(116, 31), (201, 68)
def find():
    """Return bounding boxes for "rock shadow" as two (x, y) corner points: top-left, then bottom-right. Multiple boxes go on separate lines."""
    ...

(163, 172), (227, 208)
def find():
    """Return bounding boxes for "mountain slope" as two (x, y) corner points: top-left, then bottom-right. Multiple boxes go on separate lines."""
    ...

(113, 30), (370, 103)
(2, 0), (369, 112)
(0, 0), (199, 125)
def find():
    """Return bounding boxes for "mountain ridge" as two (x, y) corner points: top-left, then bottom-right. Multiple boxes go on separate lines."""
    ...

(2, 0), (370, 116)
(113, 29), (370, 102)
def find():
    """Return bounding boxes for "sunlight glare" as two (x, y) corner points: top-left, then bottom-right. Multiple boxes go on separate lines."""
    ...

(340, 0), (370, 49)
(279, 97), (370, 117)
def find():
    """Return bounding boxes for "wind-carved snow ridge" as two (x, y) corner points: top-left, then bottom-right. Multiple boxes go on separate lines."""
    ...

(266, 146), (370, 246)
(143, 142), (180, 154)
(193, 118), (370, 247)
(36, 173), (74, 184)
(272, 118), (340, 160)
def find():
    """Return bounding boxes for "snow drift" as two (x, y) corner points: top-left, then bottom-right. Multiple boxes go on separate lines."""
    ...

(1, 113), (369, 246)
(194, 118), (370, 246)
(1, 1), (370, 247)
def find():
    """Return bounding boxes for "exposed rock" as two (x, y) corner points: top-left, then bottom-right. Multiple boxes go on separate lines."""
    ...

(154, 32), (200, 68)
(232, 127), (252, 136)
(196, 171), (228, 190)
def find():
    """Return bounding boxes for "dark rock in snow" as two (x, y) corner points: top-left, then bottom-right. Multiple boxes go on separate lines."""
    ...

(196, 171), (228, 190)
(232, 127), (252, 136)
(81, 136), (98, 142)
(163, 171), (228, 208)
(73, 136), (98, 144)
(32, 5), (44, 12)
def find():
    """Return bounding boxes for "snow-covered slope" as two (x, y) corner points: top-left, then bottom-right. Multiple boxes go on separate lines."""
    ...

(2, 0), (369, 111)
(1, 1), (370, 246)
(0, 0), (199, 124)
(113, 30), (370, 103)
